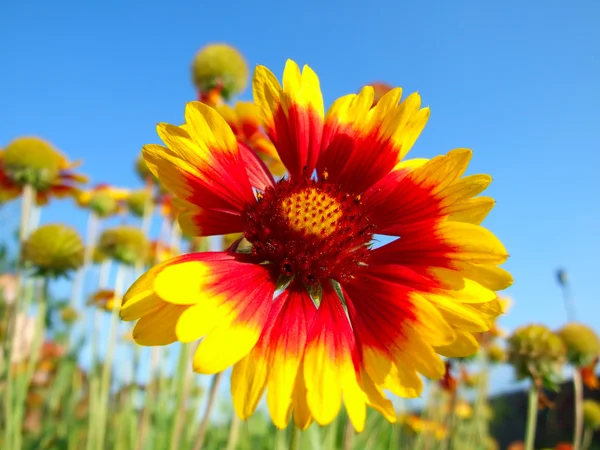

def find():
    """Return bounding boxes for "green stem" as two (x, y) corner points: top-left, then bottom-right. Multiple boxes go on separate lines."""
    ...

(582, 426), (593, 450)
(225, 413), (242, 450)
(94, 263), (127, 450)
(574, 368), (584, 450)
(343, 416), (354, 450)
(1, 185), (35, 447)
(289, 425), (301, 450)
(192, 371), (224, 450)
(169, 345), (192, 450)
(136, 347), (161, 450)
(524, 384), (539, 450)
(13, 277), (48, 450)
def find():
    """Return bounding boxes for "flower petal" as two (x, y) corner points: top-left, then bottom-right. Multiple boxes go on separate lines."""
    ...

(192, 272), (276, 374)
(303, 284), (356, 426)
(132, 303), (188, 346)
(435, 330), (479, 358)
(178, 202), (245, 237)
(317, 87), (430, 194)
(152, 253), (271, 305)
(266, 289), (316, 429)
(363, 149), (488, 235)
(231, 346), (269, 420)
(253, 60), (324, 178)
(144, 101), (255, 213)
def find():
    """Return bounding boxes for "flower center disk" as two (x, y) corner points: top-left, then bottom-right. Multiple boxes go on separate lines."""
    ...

(243, 178), (373, 285)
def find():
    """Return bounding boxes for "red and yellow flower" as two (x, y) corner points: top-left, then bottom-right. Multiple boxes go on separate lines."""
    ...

(76, 184), (130, 217)
(0, 142), (87, 205)
(121, 60), (512, 431)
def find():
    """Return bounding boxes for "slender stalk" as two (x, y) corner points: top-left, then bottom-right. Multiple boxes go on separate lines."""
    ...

(136, 347), (161, 450)
(343, 416), (355, 450)
(582, 427), (593, 450)
(1, 185), (36, 446)
(141, 188), (154, 237)
(13, 277), (49, 450)
(573, 368), (584, 450)
(289, 425), (301, 450)
(444, 388), (458, 450)
(169, 345), (193, 450)
(471, 352), (490, 447)
(94, 263), (127, 450)
(225, 413), (242, 450)
(192, 371), (224, 450)
(558, 273), (576, 322)
(524, 384), (539, 450)
(70, 212), (100, 307)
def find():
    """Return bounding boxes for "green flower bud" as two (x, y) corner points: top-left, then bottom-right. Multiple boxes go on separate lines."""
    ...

(22, 224), (84, 277)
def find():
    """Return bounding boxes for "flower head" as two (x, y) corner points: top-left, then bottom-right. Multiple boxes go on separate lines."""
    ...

(0, 139), (87, 205)
(507, 324), (565, 389)
(22, 224), (84, 277)
(583, 399), (600, 430)
(488, 344), (506, 364)
(60, 306), (79, 323)
(126, 189), (152, 217)
(88, 289), (120, 311)
(557, 322), (600, 367)
(147, 240), (176, 266)
(136, 154), (156, 185)
(122, 60), (512, 431)
(191, 43), (249, 105)
(77, 184), (130, 217)
(97, 226), (149, 266)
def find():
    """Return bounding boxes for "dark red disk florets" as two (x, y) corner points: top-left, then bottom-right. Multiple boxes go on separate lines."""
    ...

(242, 177), (374, 285)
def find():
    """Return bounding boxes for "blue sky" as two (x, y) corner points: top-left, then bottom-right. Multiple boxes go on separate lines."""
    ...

(1, 0), (599, 395)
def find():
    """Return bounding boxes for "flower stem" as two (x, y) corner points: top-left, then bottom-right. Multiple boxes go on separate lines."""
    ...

(13, 277), (48, 450)
(573, 368), (584, 450)
(524, 384), (539, 450)
(169, 344), (193, 450)
(136, 346), (161, 450)
(225, 413), (242, 450)
(289, 425), (301, 450)
(582, 426), (593, 450)
(192, 371), (224, 450)
(343, 416), (354, 450)
(94, 263), (127, 450)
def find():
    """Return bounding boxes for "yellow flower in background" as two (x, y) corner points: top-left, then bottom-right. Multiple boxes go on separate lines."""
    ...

(583, 400), (600, 430)
(135, 153), (157, 186)
(0, 138), (87, 205)
(77, 184), (130, 218)
(60, 306), (79, 324)
(126, 189), (152, 218)
(454, 400), (473, 419)
(507, 324), (566, 389)
(97, 226), (149, 266)
(88, 289), (120, 311)
(191, 43), (249, 106)
(488, 344), (506, 364)
(22, 224), (84, 277)
(122, 60), (511, 431)
(557, 322), (600, 367)
(147, 240), (176, 266)
(217, 102), (286, 176)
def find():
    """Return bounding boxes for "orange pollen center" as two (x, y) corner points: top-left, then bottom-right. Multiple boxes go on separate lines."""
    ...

(281, 188), (343, 238)
(242, 177), (374, 285)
